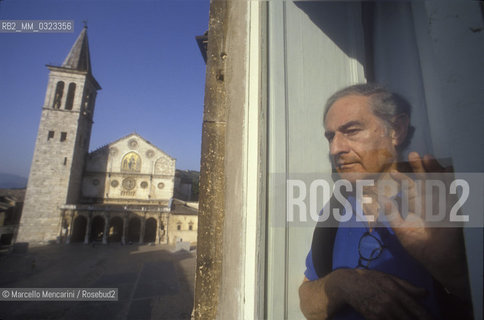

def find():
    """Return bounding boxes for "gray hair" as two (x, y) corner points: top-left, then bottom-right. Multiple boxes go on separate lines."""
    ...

(323, 83), (414, 151)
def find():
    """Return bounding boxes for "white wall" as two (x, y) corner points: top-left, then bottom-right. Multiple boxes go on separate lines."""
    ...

(267, 2), (366, 318)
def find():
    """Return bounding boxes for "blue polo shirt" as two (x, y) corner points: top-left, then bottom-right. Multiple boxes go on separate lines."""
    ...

(304, 196), (442, 319)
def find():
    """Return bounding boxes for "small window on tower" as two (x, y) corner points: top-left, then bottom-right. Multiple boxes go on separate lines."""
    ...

(48, 131), (55, 141)
(60, 132), (67, 142)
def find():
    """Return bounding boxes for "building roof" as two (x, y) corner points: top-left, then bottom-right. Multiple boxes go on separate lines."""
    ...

(171, 198), (198, 216)
(0, 188), (26, 202)
(62, 27), (92, 74)
(47, 26), (101, 90)
(89, 132), (176, 161)
(195, 31), (208, 64)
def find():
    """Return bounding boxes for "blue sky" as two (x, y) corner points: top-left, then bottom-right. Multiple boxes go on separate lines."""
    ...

(0, 0), (209, 178)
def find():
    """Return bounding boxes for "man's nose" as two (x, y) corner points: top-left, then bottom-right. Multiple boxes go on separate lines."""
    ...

(329, 133), (349, 156)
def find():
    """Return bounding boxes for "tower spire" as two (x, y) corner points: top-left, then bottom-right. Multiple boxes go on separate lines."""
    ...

(62, 26), (92, 74)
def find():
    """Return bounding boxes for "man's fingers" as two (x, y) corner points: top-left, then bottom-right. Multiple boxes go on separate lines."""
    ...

(389, 170), (418, 197)
(382, 197), (404, 227)
(422, 154), (440, 171)
(408, 152), (426, 173)
(389, 169), (415, 189)
(390, 169), (412, 183)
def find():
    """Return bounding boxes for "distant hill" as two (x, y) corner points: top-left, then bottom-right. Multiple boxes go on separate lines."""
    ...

(0, 173), (27, 189)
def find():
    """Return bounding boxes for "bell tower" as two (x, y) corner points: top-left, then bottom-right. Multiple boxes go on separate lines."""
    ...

(17, 27), (101, 243)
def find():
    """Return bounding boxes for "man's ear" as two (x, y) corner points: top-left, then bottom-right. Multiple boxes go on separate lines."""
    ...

(391, 114), (409, 147)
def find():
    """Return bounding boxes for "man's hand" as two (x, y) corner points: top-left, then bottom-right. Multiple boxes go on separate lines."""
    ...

(299, 268), (432, 320)
(381, 152), (469, 300)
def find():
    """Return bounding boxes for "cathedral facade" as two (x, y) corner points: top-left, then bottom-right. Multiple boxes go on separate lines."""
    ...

(17, 27), (197, 246)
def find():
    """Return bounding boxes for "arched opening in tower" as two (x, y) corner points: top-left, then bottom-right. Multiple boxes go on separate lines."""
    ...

(53, 81), (64, 109)
(127, 217), (141, 243)
(71, 215), (87, 242)
(90, 215), (105, 242)
(143, 217), (157, 243)
(108, 216), (123, 242)
(65, 82), (76, 110)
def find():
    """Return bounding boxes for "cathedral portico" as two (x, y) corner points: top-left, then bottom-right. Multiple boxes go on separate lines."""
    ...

(58, 202), (171, 245)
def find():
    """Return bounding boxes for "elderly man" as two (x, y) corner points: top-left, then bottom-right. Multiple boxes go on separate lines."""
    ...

(299, 84), (472, 320)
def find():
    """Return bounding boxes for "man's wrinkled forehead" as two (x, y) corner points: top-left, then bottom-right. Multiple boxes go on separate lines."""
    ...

(324, 95), (373, 130)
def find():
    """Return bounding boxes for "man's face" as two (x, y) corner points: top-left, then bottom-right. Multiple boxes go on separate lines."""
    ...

(324, 95), (397, 182)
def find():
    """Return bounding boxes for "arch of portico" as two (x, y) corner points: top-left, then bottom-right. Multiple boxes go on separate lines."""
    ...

(108, 216), (123, 242)
(127, 217), (141, 243)
(70, 215), (87, 243)
(143, 217), (157, 243)
(90, 215), (105, 242)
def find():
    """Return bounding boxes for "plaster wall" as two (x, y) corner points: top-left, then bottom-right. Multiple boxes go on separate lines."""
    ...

(168, 215), (198, 244)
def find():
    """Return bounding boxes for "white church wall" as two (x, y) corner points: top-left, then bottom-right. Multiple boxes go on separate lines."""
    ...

(82, 134), (175, 202)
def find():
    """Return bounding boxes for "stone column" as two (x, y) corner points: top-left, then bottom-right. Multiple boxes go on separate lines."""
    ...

(102, 213), (110, 245)
(165, 213), (170, 244)
(58, 209), (66, 243)
(66, 211), (75, 244)
(161, 213), (168, 244)
(121, 214), (127, 245)
(84, 212), (92, 244)
(139, 213), (146, 244)
(156, 213), (162, 244)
